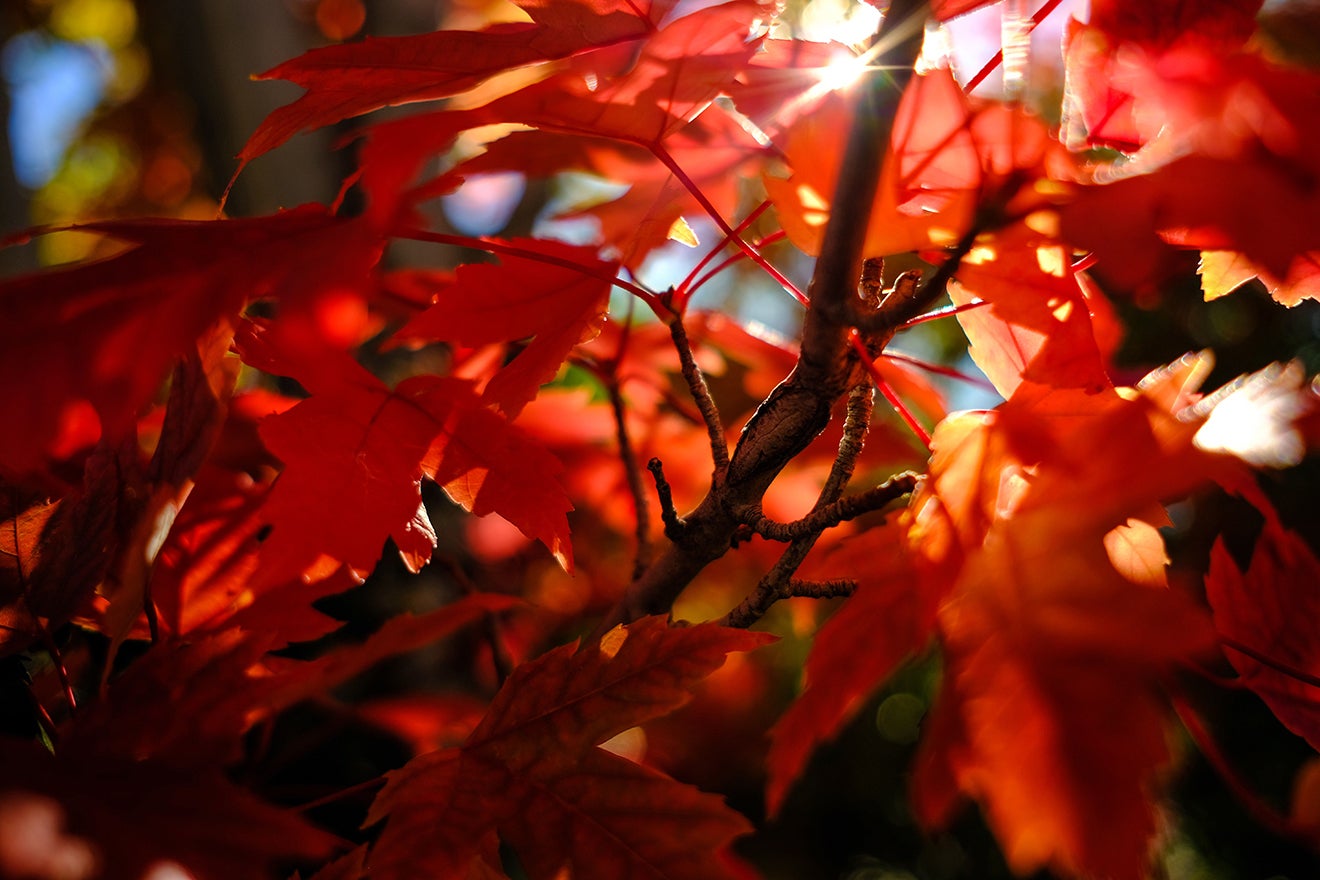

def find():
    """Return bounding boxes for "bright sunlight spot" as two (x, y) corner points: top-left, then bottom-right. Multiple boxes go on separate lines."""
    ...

(814, 50), (872, 92)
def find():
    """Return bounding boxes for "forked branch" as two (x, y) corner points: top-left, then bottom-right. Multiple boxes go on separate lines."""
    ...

(593, 0), (930, 636)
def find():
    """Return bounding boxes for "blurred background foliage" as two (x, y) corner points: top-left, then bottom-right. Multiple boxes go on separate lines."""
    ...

(3, 1), (1320, 878)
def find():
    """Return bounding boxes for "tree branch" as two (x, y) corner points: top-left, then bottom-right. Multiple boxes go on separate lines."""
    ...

(592, 0), (928, 637)
(647, 458), (685, 541)
(749, 471), (919, 542)
(668, 316), (730, 475)
(721, 385), (882, 629)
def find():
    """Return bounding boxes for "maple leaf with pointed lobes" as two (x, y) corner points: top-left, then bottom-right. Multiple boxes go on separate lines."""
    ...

(1200, 249), (1320, 308)
(949, 230), (1114, 400)
(235, 320), (573, 581)
(907, 394), (1226, 880)
(357, 0), (770, 254)
(768, 66), (1074, 258)
(1061, 48), (1320, 293)
(366, 617), (774, 880)
(0, 206), (382, 478)
(122, 467), (351, 647)
(1063, 0), (1264, 151)
(393, 239), (617, 417)
(236, 0), (705, 168)
(1207, 499), (1320, 751)
(765, 352), (1318, 880)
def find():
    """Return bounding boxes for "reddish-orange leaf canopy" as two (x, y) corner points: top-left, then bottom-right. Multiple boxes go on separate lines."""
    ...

(394, 239), (617, 417)
(909, 394), (1223, 880)
(0, 207), (381, 478)
(238, 0), (698, 165)
(236, 321), (573, 580)
(366, 617), (774, 880)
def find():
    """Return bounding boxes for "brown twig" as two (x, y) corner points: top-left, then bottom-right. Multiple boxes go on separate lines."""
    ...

(721, 385), (879, 628)
(785, 578), (857, 600)
(607, 381), (653, 580)
(748, 472), (919, 541)
(668, 317), (729, 475)
(647, 458), (684, 541)
(592, 0), (928, 637)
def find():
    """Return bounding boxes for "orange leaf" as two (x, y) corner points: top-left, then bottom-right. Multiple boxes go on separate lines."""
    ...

(236, 321), (573, 579)
(1200, 249), (1320, 308)
(394, 239), (616, 417)
(366, 617), (773, 880)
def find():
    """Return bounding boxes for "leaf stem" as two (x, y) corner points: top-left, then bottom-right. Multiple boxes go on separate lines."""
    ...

(852, 332), (933, 448)
(1220, 636), (1320, 690)
(961, 0), (1065, 94)
(394, 227), (661, 311)
(676, 200), (773, 303)
(686, 231), (790, 303)
(651, 145), (807, 305)
(899, 298), (988, 327)
(606, 380), (653, 580)
(295, 776), (387, 813)
(881, 350), (995, 388)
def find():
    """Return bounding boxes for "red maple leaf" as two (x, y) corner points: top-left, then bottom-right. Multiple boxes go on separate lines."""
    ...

(365, 617), (773, 880)
(949, 228), (1114, 400)
(356, 0), (771, 259)
(1061, 49), (1320, 292)
(766, 353), (1316, 878)
(133, 467), (352, 646)
(1206, 499), (1320, 751)
(235, 320), (573, 580)
(393, 239), (617, 417)
(237, 0), (710, 167)
(0, 207), (382, 477)
(1063, 0), (1264, 151)
(768, 65), (1073, 258)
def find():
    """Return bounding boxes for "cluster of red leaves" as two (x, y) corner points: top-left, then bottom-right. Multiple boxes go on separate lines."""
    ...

(2, 0), (1320, 878)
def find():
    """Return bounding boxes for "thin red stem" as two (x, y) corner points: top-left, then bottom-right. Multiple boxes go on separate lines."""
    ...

(394, 227), (661, 311)
(650, 145), (807, 305)
(1221, 637), (1320, 690)
(677, 200), (773, 296)
(41, 631), (77, 715)
(901, 298), (989, 326)
(687, 231), (790, 302)
(881, 351), (996, 388)
(296, 776), (386, 813)
(850, 331), (932, 448)
(1071, 252), (1099, 273)
(31, 692), (59, 743)
(962, 0), (1065, 94)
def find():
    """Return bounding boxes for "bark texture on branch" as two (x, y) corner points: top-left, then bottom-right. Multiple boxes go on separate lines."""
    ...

(594, 0), (930, 635)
